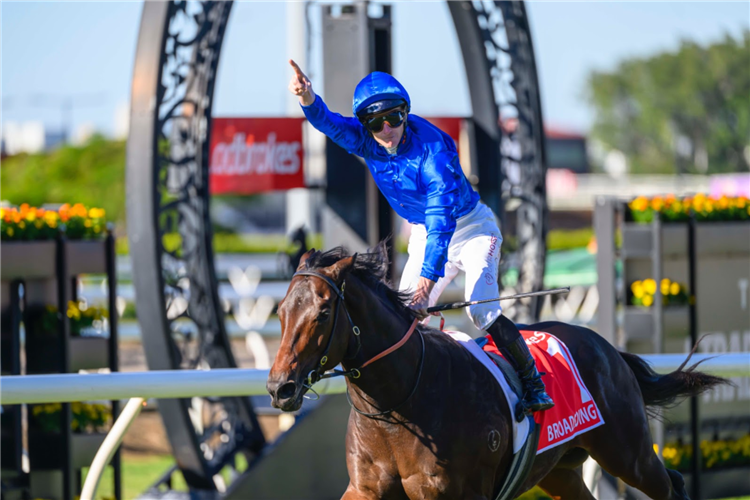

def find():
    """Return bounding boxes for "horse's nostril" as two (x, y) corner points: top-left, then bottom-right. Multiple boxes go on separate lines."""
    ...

(277, 381), (297, 401)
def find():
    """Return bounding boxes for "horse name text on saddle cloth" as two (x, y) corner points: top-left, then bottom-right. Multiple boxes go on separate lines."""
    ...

(483, 330), (606, 454)
(447, 330), (605, 455)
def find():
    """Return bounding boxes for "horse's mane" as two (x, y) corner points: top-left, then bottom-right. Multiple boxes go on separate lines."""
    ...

(302, 241), (419, 321)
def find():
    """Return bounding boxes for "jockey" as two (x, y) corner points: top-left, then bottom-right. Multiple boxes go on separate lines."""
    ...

(287, 60), (553, 417)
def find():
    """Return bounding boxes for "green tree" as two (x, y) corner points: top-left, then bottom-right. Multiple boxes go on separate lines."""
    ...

(1, 135), (127, 227)
(586, 31), (750, 174)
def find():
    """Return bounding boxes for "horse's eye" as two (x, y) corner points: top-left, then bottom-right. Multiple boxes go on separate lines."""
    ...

(317, 309), (330, 321)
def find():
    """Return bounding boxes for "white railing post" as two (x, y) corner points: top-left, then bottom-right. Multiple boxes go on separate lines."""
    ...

(81, 397), (145, 500)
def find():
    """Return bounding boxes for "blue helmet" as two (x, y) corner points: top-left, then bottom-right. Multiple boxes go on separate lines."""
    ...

(352, 72), (411, 119)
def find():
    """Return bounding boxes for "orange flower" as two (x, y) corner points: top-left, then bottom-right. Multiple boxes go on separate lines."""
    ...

(651, 197), (664, 211)
(70, 203), (87, 218)
(630, 196), (649, 212)
(58, 204), (70, 222)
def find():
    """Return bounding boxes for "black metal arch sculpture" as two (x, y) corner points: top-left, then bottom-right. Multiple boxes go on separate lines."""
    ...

(126, 0), (546, 491)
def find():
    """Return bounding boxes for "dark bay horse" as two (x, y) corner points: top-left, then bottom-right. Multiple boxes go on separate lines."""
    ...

(267, 246), (727, 499)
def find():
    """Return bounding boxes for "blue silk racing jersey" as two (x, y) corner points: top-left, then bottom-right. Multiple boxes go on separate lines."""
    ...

(301, 95), (480, 282)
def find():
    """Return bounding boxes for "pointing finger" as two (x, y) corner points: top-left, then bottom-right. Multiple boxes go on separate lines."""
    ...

(289, 59), (306, 81)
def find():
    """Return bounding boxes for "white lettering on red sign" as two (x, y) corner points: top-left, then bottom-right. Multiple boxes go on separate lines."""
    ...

(210, 132), (301, 177)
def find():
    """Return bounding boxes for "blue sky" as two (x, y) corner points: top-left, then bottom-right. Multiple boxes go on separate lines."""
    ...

(2, 1), (748, 137)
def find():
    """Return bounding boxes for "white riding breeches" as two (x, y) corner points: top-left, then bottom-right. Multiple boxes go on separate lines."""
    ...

(399, 202), (503, 331)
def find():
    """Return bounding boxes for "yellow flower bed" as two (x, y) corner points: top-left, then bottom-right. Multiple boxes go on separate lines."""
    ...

(1, 203), (107, 241)
(26, 300), (108, 337)
(630, 278), (689, 307)
(29, 401), (111, 433)
(628, 194), (750, 223)
(662, 434), (750, 471)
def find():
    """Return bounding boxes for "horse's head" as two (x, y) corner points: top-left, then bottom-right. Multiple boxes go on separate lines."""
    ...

(267, 249), (357, 411)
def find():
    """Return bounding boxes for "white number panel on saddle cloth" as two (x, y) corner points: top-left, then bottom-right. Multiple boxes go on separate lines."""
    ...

(482, 330), (606, 454)
(444, 331), (531, 454)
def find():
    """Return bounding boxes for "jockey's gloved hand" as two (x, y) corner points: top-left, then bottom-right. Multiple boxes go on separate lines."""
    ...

(409, 277), (437, 320)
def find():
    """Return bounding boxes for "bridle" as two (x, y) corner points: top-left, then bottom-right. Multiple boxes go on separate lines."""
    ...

(292, 268), (424, 417)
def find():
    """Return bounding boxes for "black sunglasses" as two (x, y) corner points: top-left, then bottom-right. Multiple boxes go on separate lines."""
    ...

(363, 109), (406, 133)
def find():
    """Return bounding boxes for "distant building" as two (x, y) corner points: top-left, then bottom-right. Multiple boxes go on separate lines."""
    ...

(113, 102), (130, 139)
(45, 129), (66, 150)
(1, 121), (67, 155)
(544, 126), (590, 173)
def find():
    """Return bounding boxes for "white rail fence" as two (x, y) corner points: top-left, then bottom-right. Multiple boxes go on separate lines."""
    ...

(2, 354), (748, 406)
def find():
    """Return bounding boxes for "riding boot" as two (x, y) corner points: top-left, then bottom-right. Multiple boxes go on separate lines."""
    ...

(487, 316), (554, 420)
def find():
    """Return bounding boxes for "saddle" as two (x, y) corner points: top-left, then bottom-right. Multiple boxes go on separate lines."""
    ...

(474, 336), (540, 500)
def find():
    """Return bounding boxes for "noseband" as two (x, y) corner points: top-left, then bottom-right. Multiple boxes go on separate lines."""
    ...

(292, 268), (424, 417)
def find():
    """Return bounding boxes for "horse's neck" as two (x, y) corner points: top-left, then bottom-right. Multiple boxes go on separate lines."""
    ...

(342, 279), (422, 410)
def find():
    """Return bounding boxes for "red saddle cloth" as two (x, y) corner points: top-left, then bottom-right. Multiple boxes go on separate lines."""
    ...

(482, 330), (605, 454)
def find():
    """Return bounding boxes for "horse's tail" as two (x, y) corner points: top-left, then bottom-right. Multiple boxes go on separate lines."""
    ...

(618, 344), (729, 418)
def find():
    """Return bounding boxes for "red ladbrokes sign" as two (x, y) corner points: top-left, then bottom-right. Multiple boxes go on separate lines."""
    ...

(209, 118), (305, 194)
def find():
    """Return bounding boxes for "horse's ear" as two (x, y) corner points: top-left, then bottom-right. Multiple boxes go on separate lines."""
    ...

(296, 249), (316, 271)
(329, 253), (357, 284)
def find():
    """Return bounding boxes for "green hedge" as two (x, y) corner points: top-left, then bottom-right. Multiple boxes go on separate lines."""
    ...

(546, 228), (593, 251)
(1, 136), (127, 225)
(116, 232), (324, 256)
(116, 230), (593, 256)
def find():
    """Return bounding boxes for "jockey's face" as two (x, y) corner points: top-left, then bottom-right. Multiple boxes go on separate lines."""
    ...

(372, 120), (405, 150)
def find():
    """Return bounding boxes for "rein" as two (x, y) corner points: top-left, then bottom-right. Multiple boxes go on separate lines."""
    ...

(292, 269), (423, 417)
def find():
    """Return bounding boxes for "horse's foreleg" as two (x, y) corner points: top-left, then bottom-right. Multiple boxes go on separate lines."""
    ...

(537, 468), (596, 500)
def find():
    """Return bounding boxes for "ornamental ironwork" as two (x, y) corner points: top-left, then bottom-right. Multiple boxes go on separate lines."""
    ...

(127, 1), (264, 491)
(494, 1), (548, 324)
